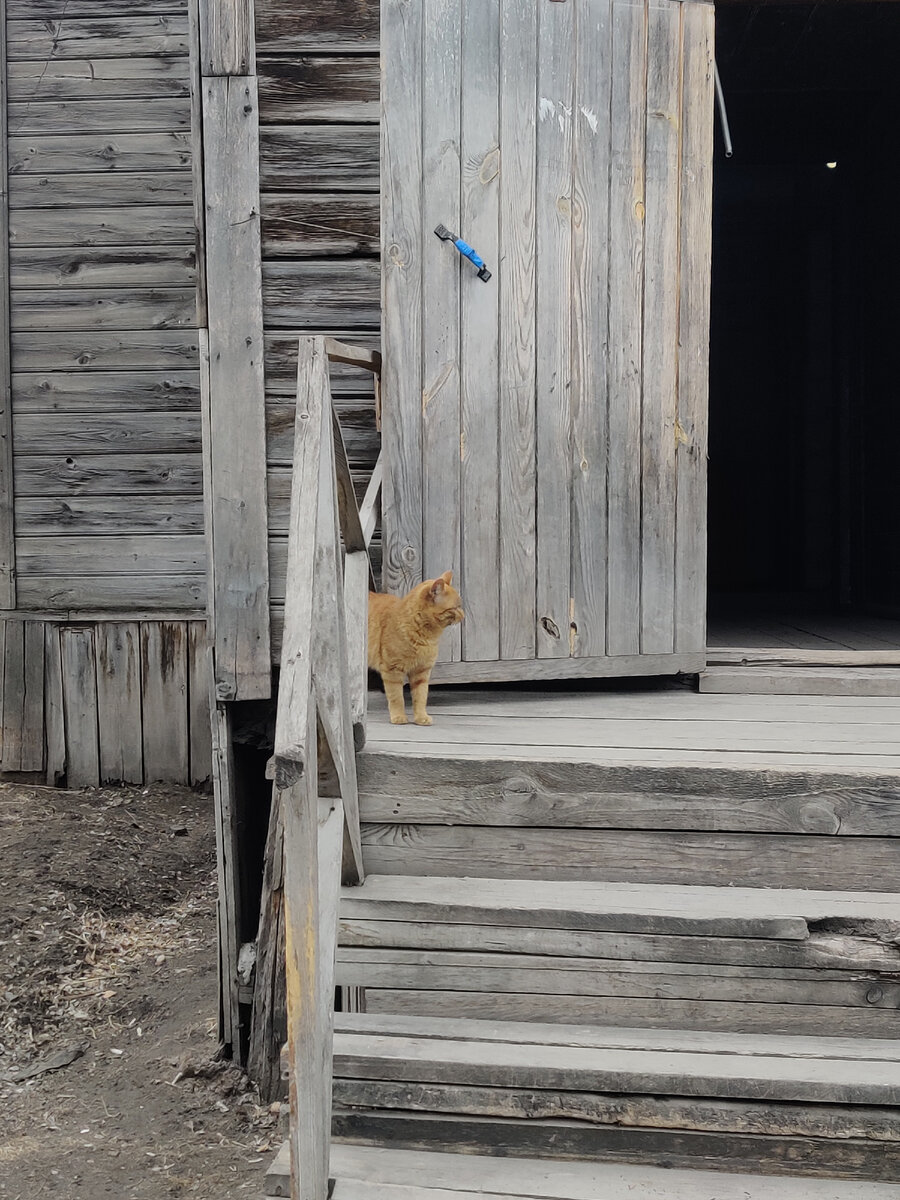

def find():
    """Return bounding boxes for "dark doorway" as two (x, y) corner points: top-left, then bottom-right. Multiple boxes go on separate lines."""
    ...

(709, 2), (900, 650)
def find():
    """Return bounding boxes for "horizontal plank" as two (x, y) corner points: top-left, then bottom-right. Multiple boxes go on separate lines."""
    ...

(264, 331), (379, 393)
(267, 401), (377, 467)
(7, 16), (189, 60)
(262, 260), (380, 328)
(341, 875), (900, 930)
(8, 1), (188, 16)
(359, 990), (900, 1039)
(9, 204), (195, 247)
(7, 97), (191, 135)
(6, 56), (189, 101)
(255, 0), (378, 52)
(16, 534), (205, 575)
(357, 755), (900, 835)
(358, 824), (900, 890)
(333, 1030), (900, 1105)
(16, 574), (205, 609)
(11, 368), (199, 410)
(259, 126), (378, 191)
(9, 171), (194, 207)
(8, 132), (192, 174)
(15, 452), (202, 495)
(338, 918), (900, 973)
(13, 411), (201, 454)
(700, 667), (900, 698)
(258, 57), (378, 123)
(711, 647), (900, 668)
(9, 287), (195, 331)
(11, 331), (199, 370)
(9, 245), (196, 287)
(261, 193), (379, 257)
(15, 494), (204, 535)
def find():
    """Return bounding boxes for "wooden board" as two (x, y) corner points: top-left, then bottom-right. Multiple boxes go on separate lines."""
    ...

(199, 0), (254, 75)
(701, 667), (900, 697)
(9, 171), (194, 207)
(140, 621), (189, 782)
(7, 132), (192, 175)
(59, 625), (100, 787)
(14, 412), (201, 454)
(258, 56), (378, 123)
(95, 622), (143, 784)
(7, 97), (192, 135)
(0, 0), (16, 608)
(11, 368), (199, 411)
(6, 56), (190, 101)
(259, 126), (379, 191)
(254, 1), (379, 54)
(10, 206), (195, 248)
(9, 245), (196, 288)
(188, 621), (212, 786)
(6, 15), (189, 59)
(261, 193), (379, 257)
(11, 331), (199, 371)
(9, 287), (195, 332)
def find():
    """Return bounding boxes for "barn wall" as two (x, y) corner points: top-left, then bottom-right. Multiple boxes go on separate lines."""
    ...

(255, 0), (382, 626)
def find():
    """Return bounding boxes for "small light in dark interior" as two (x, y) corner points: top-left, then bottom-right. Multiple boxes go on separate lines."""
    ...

(826, 162), (838, 170)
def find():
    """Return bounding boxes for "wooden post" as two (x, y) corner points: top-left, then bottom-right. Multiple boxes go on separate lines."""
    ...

(197, 0), (270, 701)
(0, 0), (16, 610)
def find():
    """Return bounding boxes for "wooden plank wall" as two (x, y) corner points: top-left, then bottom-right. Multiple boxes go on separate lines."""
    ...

(6, 0), (204, 610)
(254, 0), (381, 638)
(0, 615), (211, 785)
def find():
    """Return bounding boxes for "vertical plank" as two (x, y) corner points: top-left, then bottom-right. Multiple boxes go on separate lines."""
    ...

(675, 1), (714, 655)
(2, 618), (23, 770)
(0, 618), (6, 761)
(315, 795), (343, 1186)
(249, 785), (286, 1102)
(381, 0), (424, 596)
(421, 0), (462, 662)
(20, 620), (44, 773)
(282, 699), (328, 1200)
(459, 0), (500, 661)
(343, 549), (369, 751)
(570, 0), (613, 658)
(188, 620), (213, 786)
(209, 684), (242, 1053)
(96, 623), (143, 785)
(203, 75), (271, 700)
(640, 0), (682, 654)
(189, 0), (208, 328)
(498, 0), (537, 661)
(535, 0), (575, 659)
(0, 0), (15, 610)
(60, 627), (100, 789)
(199, 0), (255, 76)
(606, 0), (647, 656)
(141, 621), (189, 784)
(44, 622), (65, 787)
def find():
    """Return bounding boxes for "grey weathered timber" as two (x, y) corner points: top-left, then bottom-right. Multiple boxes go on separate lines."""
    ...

(188, 0), (207, 327)
(9, 288), (195, 333)
(497, 0), (536, 662)
(639, 0), (681, 655)
(331, 408), (365, 554)
(5, 56), (190, 102)
(710, 646), (900, 667)
(14, 412), (200, 453)
(250, 785), (286, 1101)
(7, 132), (192, 175)
(0, 0), (15, 610)
(259, 56), (378, 123)
(325, 338), (381, 374)
(430, 651), (704, 685)
(95, 623), (143, 785)
(359, 455), (382, 547)
(16, 496), (203, 537)
(16, 535), (204, 577)
(9, 245), (196, 288)
(255, 0), (378, 53)
(7, 16), (189, 59)
(16, 575), (205, 610)
(187, 621), (212, 786)
(209, 688), (241, 1050)
(381, 0), (423, 594)
(202, 75), (271, 700)
(10, 207), (195, 248)
(259, 127), (379, 192)
(281, 700), (329, 1200)
(6, 619), (45, 773)
(261, 194), (379, 257)
(262, 261), (381, 331)
(458, 0), (499, 661)
(700, 666), (900, 698)
(43, 623), (65, 785)
(605, 0), (646, 656)
(141, 621), (189, 783)
(420, 0), (460, 663)
(569, 0), (611, 659)
(343, 551), (369, 749)
(9, 1), (192, 16)
(534, 0), (574, 661)
(59, 626), (99, 787)
(11, 330), (199, 371)
(11, 369), (199, 411)
(199, 0), (254, 75)
(674, 1), (713, 655)
(7, 97), (192, 136)
(9, 171), (194, 208)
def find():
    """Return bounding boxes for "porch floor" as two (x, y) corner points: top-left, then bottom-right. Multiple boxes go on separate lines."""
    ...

(364, 682), (900, 774)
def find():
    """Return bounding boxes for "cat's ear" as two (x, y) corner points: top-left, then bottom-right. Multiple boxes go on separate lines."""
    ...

(429, 578), (445, 598)
(440, 570), (453, 584)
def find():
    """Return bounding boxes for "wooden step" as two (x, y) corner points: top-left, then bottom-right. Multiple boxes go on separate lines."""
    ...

(699, 666), (900, 697)
(265, 1141), (900, 1197)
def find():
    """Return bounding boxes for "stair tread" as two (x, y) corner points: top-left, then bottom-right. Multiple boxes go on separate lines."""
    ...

(266, 1142), (900, 1198)
(332, 1015), (900, 1105)
(341, 875), (900, 940)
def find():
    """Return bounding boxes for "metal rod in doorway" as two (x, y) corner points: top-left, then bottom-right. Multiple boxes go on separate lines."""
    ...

(714, 60), (734, 158)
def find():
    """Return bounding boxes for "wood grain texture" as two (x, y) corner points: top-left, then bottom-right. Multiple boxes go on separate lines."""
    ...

(59, 625), (99, 786)
(141, 620), (188, 782)
(187, 620), (212, 786)
(6, 56), (190, 102)
(570, 0), (612, 658)
(9, 205), (195, 248)
(9, 245), (196, 288)
(16, 534), (204, 577)
(16, 574), (205, 609)
(7, 15), (189, 60)
(381, 0), (423, 593)
(3, 619), (45, 773)
(0, 0), (16, 609)
(96, 622), (143, 784)
(534, 0), (574, 661)
(9, 287), (195, 332)
(9, 171), (194, 207)
(258, 56), (378, 123)
(7, 97), (192, 135)
(203, 75), (271, 700)
(14, 452), (202, 495)
(259, 126), (379, 191)
(254, 0), (378, 53)
(261, 193), (379, 257)
(13, 411), (201, 453)
(11, 369), (200, 412)
(262, 260), (380, 329)
(11, 330), (199, 370)
(421, 0), (461, 662)
(43, 622), (65, 786)
(7, 132), (192, 175)
(605, 0), (646, 655)
(209, 691), (241, 1050)
(498, 0), (536, 662)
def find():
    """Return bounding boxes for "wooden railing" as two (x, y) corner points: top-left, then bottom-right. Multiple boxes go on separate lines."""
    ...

(253, 335), (382, 1199)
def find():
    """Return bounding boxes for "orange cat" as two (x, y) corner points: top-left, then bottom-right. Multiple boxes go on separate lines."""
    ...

(368, 571), (464, 726)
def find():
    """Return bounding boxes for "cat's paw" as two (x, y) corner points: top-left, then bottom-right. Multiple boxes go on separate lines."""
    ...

(414, 714), (434, 726)
(390, 713), (408, 725)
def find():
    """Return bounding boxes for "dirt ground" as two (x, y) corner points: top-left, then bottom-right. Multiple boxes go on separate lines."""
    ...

(0, 782), (277, 1199)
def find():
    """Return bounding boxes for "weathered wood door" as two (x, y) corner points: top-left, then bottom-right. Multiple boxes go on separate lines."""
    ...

(381, 0), (714, 683)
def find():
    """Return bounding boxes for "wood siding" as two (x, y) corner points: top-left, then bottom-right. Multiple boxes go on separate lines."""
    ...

(254, 0), (381, 627)
(5, 0), (204, 611)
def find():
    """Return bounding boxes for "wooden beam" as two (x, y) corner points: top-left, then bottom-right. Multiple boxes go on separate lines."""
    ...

(0, 0), (15, 609)
(209, 684), (242, 1053)
(202, 74), (271, 700)
(199, 0), (255, 77)
(359, 454), (383, 549)
(324, 337), (382, 374)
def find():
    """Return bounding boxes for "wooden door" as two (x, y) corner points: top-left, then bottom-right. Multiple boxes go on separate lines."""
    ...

(381, 0), (714, 683)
